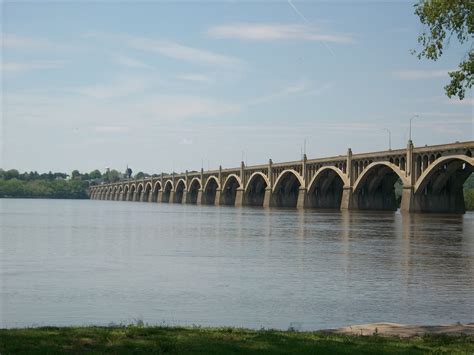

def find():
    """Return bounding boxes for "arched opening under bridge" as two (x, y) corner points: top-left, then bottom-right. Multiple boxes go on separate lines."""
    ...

(203, 177), (219, 205)
(272, 171), (302, 208)
(174, 180), (186, 203)
(245, 173), (268, 206)
(307, 168), (344, 209)
(414, 156), (473, 213)
(221, 175), (240, 206)
(353, 163), (403, 211)
(187, 179), (201, 204)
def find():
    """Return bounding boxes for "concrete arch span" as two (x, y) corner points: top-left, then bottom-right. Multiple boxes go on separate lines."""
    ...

(221, 174), (242, 206)
(272, 169), (304, 208)
(174, 179), (187, 203)
(203, 176), (220, 205)
(245, 172), (269, 206)
(307, 167), (347, 209)
(187, 178), (202, 204)
(353, 162), (408, 211)
(136, 183), (144, 202)
(413, 155), (474, 213)
(162, 180), (174, 203)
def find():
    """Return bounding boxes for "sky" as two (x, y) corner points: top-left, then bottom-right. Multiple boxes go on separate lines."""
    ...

(1, 0), (473, 175)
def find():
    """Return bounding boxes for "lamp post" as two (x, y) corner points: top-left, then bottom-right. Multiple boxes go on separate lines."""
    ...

(409, 114), (420, 142)
(383, 128), (391, 150)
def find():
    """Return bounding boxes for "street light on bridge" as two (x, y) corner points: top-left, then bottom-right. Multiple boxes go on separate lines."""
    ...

(409, 114), (420, 142)
(382, 128), (391, 150)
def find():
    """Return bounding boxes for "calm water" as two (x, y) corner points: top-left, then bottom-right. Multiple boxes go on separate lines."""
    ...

(1, 198), (473, 330)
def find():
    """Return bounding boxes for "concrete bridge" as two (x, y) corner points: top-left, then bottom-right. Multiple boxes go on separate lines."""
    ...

(90, 141), (474, 213)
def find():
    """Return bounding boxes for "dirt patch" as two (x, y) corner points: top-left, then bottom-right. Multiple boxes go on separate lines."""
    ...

(322, 322), (474, 338)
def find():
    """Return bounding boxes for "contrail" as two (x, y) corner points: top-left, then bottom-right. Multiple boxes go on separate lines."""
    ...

(287, 0), (335, 57)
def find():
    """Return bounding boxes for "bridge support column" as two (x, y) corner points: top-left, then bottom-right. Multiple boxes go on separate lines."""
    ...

(156, 191), (163, 203)
(148, 192), (155, 203)
(182, 190), (188, 204)
(296, 188), (307, 209)
(214, 189), (222, 206)
(197, 189), (203, 205)
(400, 186), (414, 213)
(235, 188), (245, 207)
(263, 188), (273, 208)
(169, 190), (176, 204)
(139, 192), (145, 202)
(340, 187), (353, 210)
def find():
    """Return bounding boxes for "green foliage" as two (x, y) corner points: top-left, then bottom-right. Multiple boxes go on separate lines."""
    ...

(464, 189), (474, 210)
(89, 169), (102, 180)
(104, 169), (121, 183)
(0, 178), (89, 199)
(0, 326), (473, 354)
(413, 0), (473, 100)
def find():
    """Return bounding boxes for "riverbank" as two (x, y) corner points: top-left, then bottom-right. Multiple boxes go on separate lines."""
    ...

(1, 324), (473, 354)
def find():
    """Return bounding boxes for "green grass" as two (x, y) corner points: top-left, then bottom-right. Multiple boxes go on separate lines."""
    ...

(1, 326), (473, 354)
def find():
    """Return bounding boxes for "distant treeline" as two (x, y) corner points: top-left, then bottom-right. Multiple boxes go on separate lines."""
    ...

(0, 168), (154, 199)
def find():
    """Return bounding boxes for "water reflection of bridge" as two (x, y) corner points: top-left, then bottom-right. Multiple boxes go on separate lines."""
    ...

(90, 141), (474, 213)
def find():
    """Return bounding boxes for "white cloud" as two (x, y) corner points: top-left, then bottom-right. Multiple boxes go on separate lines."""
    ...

(177, 73), (213, 83)
(1, 61), (63, 73)
(2, 34), (45, 49)
(146, 95), (239, 120)
(392, 69), (451, 80)
(72, 76), (149, 99)
(86, 32), (244, 68)
(206, 23), (355, 43)
(112, 54), (154, 70)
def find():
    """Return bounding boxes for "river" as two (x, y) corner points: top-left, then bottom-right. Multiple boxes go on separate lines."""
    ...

(1, 198), (473, 330)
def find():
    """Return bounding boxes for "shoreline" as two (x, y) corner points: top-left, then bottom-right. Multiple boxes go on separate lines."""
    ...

(1, 322), (474, 354)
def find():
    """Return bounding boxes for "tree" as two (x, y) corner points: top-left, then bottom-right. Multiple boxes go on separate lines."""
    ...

(71, 170), (81, 180)
(89, 169), (102, 180)
(104, 169), (121, 183)
(413, 0), (473, 100)
(135, 171), (145, 179)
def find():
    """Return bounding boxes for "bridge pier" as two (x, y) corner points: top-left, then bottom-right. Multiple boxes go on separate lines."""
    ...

(263, 188), (273, 208)
(340, 187), (353, 210)
(182, 190), (188, 204)
(169, 191), (176, 203)
(197, 190), (203, 205)
(156, 191), (163, 203)
(400, 186), (414, 213)
(148, 192), (155, 203)
(214, 189), (222, 206)
(235, 188), (245, 207)
(296, 188), (307, 209)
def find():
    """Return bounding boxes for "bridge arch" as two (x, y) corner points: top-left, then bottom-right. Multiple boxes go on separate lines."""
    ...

(143, 182), (152, 202)
(353, 162), (408, 211)
(187, 177), (202, 204)
(162, 180), (174, 203)
(174, 179), (187, 203)
(221, 174), (242, 206)
(152, 181), (162, 202)
(136, 183), (144, 202)
(272, 169), (304, 207)
(111, 186), (118, 201)
(245, 172), (269, 206)
(123, 185), (129, 201)
(307, 166), (347, 209)
(203, 176), (220, 205)
(117, 185), (124, 201)
(129, 184), (137, 202)
(413, 155), (474, 213)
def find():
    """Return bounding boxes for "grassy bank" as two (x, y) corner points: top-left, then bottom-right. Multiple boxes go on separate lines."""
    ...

(1, 326), (473, 354)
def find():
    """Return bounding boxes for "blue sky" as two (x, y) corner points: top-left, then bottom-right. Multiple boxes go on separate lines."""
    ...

(2, 1), (472, 174)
